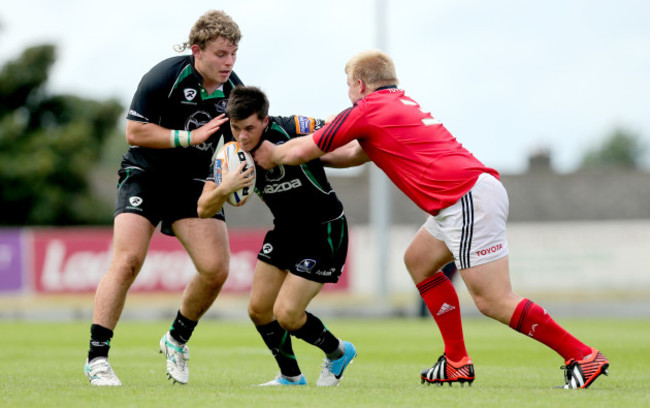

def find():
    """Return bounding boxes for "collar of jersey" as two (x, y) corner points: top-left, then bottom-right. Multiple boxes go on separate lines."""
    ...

(200, 84), (226, 99)
(374, 85), (398, 92)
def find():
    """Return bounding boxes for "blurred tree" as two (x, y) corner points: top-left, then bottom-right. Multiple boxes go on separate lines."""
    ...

(580, 128), (647, 170)
(0, 44), (123, 226)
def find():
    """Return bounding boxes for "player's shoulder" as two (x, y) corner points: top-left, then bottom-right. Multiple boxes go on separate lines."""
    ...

(361, 87), (412, 116)
(145, 55), (191, 77)
(139, 55), (192, 89)
(227, 71), (244, 87)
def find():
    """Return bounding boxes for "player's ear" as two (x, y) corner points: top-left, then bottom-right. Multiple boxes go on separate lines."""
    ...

(263, 116), (269, 127)
(190, 44), (202, 59)
(359, 79), (368, 94)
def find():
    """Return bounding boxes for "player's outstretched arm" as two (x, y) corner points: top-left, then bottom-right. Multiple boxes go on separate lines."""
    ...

(125, 114), (229, 149)
(197, 163), (254, 218)
(320, 140), (369, 168)
(253, 136), (324, 169)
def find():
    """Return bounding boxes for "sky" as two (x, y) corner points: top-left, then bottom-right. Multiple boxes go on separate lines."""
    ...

(1, 0), (649, 173)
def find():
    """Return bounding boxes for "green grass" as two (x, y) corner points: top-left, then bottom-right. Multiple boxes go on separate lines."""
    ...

(1, 317), (648, 408)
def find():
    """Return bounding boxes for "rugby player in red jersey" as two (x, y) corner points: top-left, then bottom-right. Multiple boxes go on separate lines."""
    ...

(253, 50), (609, 389)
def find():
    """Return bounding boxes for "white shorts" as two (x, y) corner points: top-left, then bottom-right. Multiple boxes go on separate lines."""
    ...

(423, 173), (509, 270)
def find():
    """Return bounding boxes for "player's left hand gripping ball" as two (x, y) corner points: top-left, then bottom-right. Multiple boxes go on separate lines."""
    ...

(214, 141), (256, 206)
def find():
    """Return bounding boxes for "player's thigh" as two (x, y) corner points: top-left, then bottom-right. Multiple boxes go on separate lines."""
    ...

(404, 225), (454, 284)
(173, 217), (230, 276)
(459, 255), (520, 322)
(460, 256), (512, 298)
(110, 213), (156, 273)
(274, 273), (324, 321)
(249, 261), (287, 320)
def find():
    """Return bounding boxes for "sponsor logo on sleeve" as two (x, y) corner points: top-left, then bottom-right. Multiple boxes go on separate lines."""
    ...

(295, 116), (315, 134)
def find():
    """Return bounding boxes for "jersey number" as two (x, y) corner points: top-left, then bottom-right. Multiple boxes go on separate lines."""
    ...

(401, 98), (441, 126)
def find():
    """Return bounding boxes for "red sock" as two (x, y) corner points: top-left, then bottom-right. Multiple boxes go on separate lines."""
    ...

(417, 272), (467, 362)
(509, 299), (592, 361)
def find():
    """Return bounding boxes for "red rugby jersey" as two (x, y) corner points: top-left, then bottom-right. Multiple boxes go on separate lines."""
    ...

(313, 87), (499, 215)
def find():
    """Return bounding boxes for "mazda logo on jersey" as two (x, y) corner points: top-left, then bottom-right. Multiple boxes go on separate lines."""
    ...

(263, 178), (302, 194)
(184, 89), (197, 101)
(296, 259), (317, 273)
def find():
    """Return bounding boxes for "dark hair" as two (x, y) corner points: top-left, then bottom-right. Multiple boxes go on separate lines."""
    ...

(226, 86), (269, 121)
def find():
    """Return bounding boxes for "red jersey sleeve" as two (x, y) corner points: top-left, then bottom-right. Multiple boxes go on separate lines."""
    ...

(313, 106), (364, 152)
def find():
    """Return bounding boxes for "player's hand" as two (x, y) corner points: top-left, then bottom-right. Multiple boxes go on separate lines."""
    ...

(325, 113), (338, 124)
(191, 114), (230, 145)
(252, 140), (277, 170)
(220, 162), (255, 194)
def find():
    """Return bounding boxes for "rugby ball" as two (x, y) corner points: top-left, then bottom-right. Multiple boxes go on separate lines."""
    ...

(214, 141), (256, 206)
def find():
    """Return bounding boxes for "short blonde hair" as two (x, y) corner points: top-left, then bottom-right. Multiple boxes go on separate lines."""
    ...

(175, 10), (242, 52)
(345, 50), (399, 89)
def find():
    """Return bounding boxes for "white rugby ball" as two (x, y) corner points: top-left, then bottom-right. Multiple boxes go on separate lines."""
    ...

(214, 141), (256, 206)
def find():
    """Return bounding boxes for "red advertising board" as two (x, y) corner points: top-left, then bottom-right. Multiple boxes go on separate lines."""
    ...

(30, 227), (349, 293)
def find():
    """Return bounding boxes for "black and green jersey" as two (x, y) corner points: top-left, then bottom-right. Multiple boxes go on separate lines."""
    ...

(255, 116), (344, 226)
(124, 55), (243, 179)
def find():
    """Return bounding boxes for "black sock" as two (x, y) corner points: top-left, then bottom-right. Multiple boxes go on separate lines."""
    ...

(169, 310), (198, 344)
(256, 320), (301, 377)
(290, 312), (342, 359)
(88, 324), (113, 361)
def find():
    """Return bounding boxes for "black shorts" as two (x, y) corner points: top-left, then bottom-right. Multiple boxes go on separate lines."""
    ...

(114, 166), (225, 236)
(258, 214), (348, 284)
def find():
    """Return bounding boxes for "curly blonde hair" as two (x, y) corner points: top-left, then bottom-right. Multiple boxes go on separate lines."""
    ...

(174, 10), (242, 52)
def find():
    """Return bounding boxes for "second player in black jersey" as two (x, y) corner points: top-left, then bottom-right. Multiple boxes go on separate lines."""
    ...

(198, 86), (357, 387)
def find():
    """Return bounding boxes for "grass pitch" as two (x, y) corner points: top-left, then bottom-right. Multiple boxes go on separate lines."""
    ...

(1, 317), (647, 408)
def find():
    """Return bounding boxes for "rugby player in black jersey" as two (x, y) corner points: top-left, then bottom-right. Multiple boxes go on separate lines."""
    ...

(197, 86), (357, 386)
(84, 10), (243, 386)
